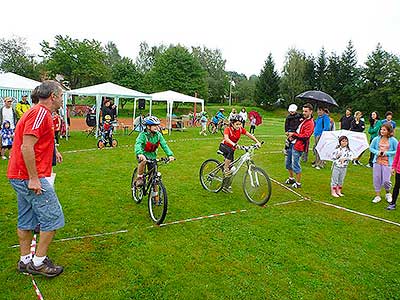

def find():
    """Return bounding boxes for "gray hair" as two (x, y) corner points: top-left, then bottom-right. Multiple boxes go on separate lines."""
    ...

(37, 80), (62, 99)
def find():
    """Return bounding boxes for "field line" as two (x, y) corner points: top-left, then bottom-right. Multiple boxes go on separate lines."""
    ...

(270, 176), (400, 228)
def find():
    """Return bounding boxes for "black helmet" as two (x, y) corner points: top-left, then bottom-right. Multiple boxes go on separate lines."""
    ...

(230, 114), (243, 123)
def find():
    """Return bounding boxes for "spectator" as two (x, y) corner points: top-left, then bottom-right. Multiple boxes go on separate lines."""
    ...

(53, 110), (61, 146)
(199, 111), (208, 136)
(381, 111), (396, 134)
(312, 107), (331, 169)
(0, 97), (17, 130)
(369, 123), (398, 204)
(324, 108), (336, 131)
(15, 95), (31, 120)
(350, 111), (366, 165)
(284, 104), (303, 155)
(228, 108), (237, 121)
(8, 80), (65, 278)
(330, 136), (353, 197)
(387, 140), (400, 210)
(249, 115), (257, 134)
(101, 99), (114, 122)
(340, 108), (354, 130)
(366, 111), (382, 168)
(238, 107), (247, 127)
(285, 103), (315, 189)
(1, 120), (14, 160)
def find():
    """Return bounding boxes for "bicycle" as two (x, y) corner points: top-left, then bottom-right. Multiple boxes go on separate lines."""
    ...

(131, 157), (172, 224)
(199, 142), (271, 206)
(208, 119), (228, 135)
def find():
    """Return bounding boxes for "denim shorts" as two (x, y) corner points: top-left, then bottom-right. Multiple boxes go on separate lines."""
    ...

(10, 178), (65, 232)
(285, 143), (303, 174)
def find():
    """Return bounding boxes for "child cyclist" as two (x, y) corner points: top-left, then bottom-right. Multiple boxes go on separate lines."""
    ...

(219, 114), (261, 193)
(134, 116), (175, 187)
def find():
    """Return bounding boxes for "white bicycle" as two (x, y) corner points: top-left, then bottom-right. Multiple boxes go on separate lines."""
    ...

(199, 142), (271, 206)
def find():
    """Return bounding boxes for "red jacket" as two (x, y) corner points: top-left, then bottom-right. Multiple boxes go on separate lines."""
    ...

(293, 117), (314, 152)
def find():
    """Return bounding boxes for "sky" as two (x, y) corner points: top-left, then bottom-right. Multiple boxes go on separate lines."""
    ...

(1, 0), (399, 77)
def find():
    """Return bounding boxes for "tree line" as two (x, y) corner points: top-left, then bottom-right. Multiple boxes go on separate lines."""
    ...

(1, 36), (399, 113)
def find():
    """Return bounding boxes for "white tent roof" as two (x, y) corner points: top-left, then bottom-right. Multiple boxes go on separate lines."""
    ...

(0, 72), (41, 90)
(150, 90), (204, 104)
(67, 82), (151, 98)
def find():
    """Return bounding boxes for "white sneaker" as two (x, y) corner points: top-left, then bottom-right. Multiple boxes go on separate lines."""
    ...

(315, 166), (321, 170)
(372, 196), (382, 203)
(1, 156), (7, 160)
(386, 193), (393, 203)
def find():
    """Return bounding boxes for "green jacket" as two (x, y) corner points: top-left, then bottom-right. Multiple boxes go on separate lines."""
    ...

(135, 131), (173, 159)
(368, 119), (382, 140)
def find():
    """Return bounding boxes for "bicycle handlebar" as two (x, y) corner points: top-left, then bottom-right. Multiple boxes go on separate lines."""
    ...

(146, 157), (175, 164)
(238, 141), (264, 151)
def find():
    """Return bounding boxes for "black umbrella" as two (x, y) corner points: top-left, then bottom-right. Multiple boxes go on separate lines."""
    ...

(296, 90), (338, 107)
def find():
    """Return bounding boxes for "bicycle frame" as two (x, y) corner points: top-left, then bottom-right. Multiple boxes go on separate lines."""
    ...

(141, 161), (160, 196)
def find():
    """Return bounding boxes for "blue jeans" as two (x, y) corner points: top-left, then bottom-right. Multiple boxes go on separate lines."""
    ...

(10, 178), (65, 232)
(285, 143), (303, 174)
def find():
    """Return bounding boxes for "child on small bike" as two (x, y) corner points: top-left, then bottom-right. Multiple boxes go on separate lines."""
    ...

(219, 114), (261, 192)
(134, 116), (175, 186)
(101, 114), (114, 146)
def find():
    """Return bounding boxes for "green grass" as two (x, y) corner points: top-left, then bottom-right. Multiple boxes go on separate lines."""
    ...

(1, 117), (400, 299)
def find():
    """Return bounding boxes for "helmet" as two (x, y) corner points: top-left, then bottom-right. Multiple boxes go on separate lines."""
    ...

(143, 116), (160, 126)
(104, 115), (112, 121)
(219, 108), (225, 112)
(230, 114), (243, 123)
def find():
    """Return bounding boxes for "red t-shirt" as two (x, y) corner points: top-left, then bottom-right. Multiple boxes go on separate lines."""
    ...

(7, 104), (55, 179)
(223, 126), (247, 149)
(53, 114), (61, 132)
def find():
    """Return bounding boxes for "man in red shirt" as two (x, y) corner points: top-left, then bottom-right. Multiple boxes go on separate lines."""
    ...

(8, 80), (64, 278)
(285, 103), (315, 188)
(219, 114), (261, 193)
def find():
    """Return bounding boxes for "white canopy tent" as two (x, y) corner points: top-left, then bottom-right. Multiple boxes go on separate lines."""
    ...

(148, 90), (205, 135)
(0, 72), (42, 107)
(67, 82), (151, 137)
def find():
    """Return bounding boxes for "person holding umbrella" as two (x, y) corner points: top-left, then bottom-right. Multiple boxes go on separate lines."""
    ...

(285, 103), (315, 189)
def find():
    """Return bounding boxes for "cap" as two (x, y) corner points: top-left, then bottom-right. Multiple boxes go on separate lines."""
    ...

(288, 104), (297, 112)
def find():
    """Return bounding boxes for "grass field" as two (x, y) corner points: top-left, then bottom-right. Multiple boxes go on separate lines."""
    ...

(1, 114), (400, 299)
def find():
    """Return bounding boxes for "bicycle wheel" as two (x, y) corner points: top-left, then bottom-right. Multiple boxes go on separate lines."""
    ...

(148, 180), (168, 224)
(131, 168), (143, 204)
(97, 140), (105, 149)
(208, 122), (216, 134)
(219, 123), (227, 135)
(199, 159), (224, 193)
(242, 166), (271, 206)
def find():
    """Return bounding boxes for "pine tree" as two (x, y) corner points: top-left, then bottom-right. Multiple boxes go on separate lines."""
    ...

(338, 40), (360, 107)
(254, 53), (280, 106)
(315, 47), (328, 90)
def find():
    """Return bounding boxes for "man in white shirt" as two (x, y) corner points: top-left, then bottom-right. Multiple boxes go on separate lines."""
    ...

(0, 97), (17, 129)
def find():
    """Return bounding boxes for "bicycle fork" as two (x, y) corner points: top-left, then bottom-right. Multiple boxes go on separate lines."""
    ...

(247, 166), (260, 187)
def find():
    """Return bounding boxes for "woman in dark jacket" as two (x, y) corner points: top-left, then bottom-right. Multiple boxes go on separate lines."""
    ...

(350, 111), (366, 165)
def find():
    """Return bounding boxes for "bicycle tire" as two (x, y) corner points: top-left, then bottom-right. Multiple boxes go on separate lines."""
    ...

(199, 159), (224, 193)
(97, 140), (105, 149)
(219, 123), (227, 135)
(208, 122), (216, 134)
(242, 166), (272, 206)
(148, 180), (168, 224)
(112, 139), (118, 147)
(131, 168), (143, 204)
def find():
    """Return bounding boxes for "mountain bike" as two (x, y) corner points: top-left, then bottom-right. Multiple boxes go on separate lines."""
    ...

(208, 119), (228, 135)
(199, 142), (271, 206)
(131, 157), (172, 224)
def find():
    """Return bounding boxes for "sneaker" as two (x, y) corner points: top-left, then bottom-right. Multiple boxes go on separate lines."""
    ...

(352, 160), (358, 166)
(386, 204), (396, 210)
(17, 260), (30, 273)
(222, 186), (233, 193)
(285, 178), (296, 185)
(315, 166), (321, 170)
(372, 196), (382, 203)
(292, 182), (302, 189)
(386, 193), (393, 203)
(135, 177), (144, 187)
(26, 257), (63, 278)
(1, 156), (7, 160)
(365, 163), (373, 168)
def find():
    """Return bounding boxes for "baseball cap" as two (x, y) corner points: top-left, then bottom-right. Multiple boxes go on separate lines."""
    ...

(288, 104), (297, 112)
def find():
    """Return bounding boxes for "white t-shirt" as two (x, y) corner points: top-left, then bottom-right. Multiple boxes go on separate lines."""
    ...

(2, 107), (15, 129)
(239, 111), (247, 121)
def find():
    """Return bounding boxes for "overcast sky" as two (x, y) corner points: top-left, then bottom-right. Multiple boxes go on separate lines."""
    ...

(2, 0), (399, 77)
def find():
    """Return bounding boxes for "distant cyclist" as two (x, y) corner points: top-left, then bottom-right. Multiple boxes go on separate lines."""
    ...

(218, 114), (261, 193)
(134, 116), (175, 186)
(212, 108), (226, 125)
